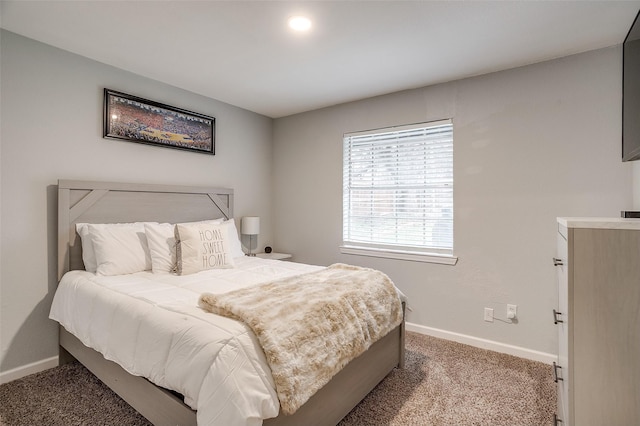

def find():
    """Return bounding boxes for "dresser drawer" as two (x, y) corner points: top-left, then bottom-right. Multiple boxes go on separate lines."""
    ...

(555, 232), (569, 368)
(555, 230), (570, 425)
(554, 360), (569, 425)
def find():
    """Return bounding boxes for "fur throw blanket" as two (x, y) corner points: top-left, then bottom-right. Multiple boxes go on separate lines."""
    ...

(198, 263), (404, 415)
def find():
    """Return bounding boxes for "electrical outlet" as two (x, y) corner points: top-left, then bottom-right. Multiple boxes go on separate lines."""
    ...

(484, 307), (494, 322)
(507, 304), (517, 319)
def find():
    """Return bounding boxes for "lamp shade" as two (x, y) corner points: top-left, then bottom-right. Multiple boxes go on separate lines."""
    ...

(241, 216), (260, 235)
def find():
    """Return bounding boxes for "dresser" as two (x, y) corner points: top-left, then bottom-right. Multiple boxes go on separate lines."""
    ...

(554, 218), (640, 425)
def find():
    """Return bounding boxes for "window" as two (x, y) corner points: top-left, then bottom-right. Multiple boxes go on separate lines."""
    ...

(341, 119), (455, 264)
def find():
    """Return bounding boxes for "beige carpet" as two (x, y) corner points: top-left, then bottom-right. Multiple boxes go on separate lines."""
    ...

(0, 332), (555, 425)
(339, 332), (555, 425)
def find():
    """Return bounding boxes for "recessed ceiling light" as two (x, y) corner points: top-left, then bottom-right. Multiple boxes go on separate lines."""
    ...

(288, 16), (312, 32)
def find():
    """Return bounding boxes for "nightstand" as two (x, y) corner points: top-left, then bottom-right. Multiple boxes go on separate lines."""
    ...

(255, 252), (292, 260)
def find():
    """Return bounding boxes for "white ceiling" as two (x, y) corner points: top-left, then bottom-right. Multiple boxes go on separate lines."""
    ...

(2, 1), (639, 118)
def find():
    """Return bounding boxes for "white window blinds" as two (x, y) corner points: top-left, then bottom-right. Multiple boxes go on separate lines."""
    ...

(342, 119), (453, 255)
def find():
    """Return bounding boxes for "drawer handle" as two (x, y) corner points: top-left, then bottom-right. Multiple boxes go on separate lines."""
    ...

(553, 257), (564, 266)
(554, 413), (563, 425)
(553, 309), (564, 324)
(553, 362), (563, 383)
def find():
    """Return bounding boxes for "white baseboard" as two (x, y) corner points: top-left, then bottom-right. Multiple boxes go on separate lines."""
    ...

(0, 326), (554, 384)
(406, 322), (556, 365)
(0, 356), (59, 384)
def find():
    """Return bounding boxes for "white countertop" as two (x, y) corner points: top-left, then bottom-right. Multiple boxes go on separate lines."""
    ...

(557, 217), (640, 230)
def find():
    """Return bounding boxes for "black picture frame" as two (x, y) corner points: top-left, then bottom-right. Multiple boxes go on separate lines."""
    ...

(103, 89), (215, 155)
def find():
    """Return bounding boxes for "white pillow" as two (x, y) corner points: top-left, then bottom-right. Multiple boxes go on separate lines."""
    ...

(89, 222), (153, 276)
(76, 223), (97, 273)
(175, 222), (235, 275)
(145, 218), (224, 274)
(144, 222), (177, 274)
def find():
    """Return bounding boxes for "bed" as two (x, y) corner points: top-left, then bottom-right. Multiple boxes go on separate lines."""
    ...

(51, 179), (405, 426)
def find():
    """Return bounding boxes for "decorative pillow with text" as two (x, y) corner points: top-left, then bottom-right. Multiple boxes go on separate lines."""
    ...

(145, 219), (224, 273)
(175, 222), (235, 275)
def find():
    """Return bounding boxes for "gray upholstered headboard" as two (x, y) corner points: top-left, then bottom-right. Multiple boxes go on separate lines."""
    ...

(57, 180), (234, 280)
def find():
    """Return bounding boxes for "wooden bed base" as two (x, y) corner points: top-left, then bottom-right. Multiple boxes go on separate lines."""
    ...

(56, 180), (405, 426)
(60, 322), (404, 426)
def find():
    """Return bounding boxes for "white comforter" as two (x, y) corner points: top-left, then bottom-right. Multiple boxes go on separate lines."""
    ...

(49, 256), (324, 426)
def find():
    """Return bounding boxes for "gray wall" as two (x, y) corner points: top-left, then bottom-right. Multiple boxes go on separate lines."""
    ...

(1, 28), (636, 374)
(272, 46), (634, 355)
(634, 162), (640, 206)
(0, 31), (274, 372)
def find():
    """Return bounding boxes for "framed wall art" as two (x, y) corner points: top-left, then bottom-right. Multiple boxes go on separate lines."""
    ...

(103, 89), (215, 155)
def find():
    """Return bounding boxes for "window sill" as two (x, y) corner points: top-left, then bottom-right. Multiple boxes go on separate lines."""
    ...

(339, 245), (458, 265)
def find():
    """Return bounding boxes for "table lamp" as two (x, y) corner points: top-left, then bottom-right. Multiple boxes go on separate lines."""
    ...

(241, 216), (260, 256)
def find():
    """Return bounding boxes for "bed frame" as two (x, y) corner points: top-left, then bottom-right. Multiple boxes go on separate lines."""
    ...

(57, 179), (405, 426)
